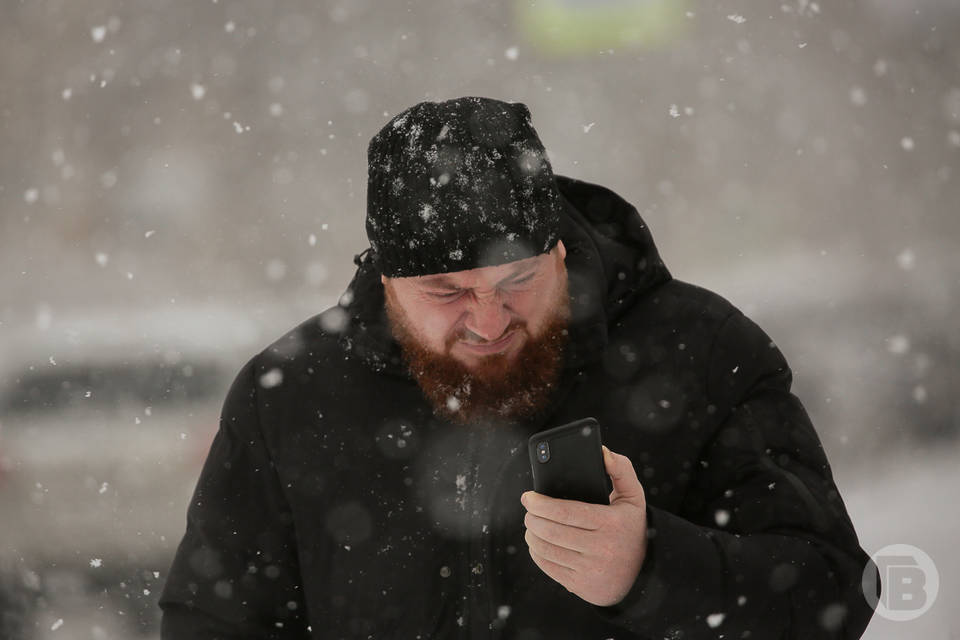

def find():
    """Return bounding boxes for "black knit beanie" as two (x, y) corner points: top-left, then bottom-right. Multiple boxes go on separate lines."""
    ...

(366, 97), (563, 277)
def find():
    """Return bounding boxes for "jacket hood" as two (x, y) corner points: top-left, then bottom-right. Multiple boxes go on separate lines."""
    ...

(332, 175), (672, 377)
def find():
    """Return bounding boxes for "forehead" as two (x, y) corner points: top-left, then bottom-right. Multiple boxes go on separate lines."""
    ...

(407, 253), (545, 289)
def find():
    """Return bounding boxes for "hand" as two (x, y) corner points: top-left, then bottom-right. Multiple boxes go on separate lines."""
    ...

(520, 445), (648, 607)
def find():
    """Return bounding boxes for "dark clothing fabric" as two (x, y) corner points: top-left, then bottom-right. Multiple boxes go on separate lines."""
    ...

(159, 176), (879, 639)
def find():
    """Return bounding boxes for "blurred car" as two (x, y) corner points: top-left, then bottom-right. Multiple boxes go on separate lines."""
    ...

(0, 303), (292, 638)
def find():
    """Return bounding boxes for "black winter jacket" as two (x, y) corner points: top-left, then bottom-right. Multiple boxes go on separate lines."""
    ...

(159, 176), (879, 639)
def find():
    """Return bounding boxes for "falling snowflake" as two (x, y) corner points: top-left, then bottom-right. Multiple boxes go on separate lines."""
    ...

(727, 14), (746, 24)
(895, 248), (915, 270)
(849, 86), (867, 106)
(259, 368), (284, 389)
(707, 612), (726, 628)
(90, 558), (102, 568)
(886, 335), (910, 355)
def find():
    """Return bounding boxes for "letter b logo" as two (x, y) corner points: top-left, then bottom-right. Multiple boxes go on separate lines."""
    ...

(864, 544), (939, 621)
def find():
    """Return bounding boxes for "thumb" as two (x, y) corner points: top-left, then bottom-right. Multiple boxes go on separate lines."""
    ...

(603, 445), (645, 506)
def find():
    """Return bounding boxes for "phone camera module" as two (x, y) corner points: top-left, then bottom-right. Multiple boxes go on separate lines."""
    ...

(536, 441), (550, 463)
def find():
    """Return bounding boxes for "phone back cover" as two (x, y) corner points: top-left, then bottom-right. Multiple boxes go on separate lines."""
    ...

(528, 418), (611, 505)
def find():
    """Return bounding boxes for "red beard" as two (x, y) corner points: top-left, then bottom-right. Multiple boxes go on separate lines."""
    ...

(384, 276), (570, 425)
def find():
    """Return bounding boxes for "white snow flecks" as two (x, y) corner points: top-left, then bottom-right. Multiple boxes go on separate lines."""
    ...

(886, 334), (910, 355)
(191, 83), (206, 100)
(896, 248), (915, 271)
(504, 46), (519, 61)
(266, 259), (287, 281)
(714, 509), (730, 527)
(100, 170), (118, 189)
(727, 14), (746, 24)
(259, 368), (284, 389)
(913, 385), (927, 404)
(706, 612), (726, 628)
(849, 86), (867, 106)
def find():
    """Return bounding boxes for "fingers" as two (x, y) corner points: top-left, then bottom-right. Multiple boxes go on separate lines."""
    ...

(521, 491), (604, 530)
(524, 528), (581, 571)
(524, 511), (594, 554)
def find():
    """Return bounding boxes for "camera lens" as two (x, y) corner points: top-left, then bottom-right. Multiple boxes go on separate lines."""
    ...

(537, 441), (550, 463)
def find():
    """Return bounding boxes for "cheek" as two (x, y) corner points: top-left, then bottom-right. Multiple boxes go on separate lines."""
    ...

(410, 301), (463, 348)
(512, 288), (554, 325)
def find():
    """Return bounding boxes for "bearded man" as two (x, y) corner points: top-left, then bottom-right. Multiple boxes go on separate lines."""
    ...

(160, 97), (879, 639)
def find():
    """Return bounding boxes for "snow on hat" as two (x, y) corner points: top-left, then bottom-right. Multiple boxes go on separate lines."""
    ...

(365, 96), (563, 278)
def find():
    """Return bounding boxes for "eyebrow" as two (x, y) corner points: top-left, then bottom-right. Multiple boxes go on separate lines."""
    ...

(419, 263), (538, 290)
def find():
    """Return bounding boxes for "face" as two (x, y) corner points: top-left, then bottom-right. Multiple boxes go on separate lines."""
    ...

(382, 241), (568, 368)
(382, 241), (570, 423)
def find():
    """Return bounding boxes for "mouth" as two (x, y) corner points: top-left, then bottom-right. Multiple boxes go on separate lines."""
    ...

(458, 331), (519, 355)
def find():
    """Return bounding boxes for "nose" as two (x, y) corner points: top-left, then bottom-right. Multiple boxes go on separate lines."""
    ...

(463, 294), (511, 342)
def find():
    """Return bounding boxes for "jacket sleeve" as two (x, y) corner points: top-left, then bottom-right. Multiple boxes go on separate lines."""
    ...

(592, 310), (880, 639)
(158, 356), (309, 639)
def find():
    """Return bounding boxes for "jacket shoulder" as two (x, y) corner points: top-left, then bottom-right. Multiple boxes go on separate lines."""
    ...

(624, 278), (741, 327)
(257, 307), (350, 368)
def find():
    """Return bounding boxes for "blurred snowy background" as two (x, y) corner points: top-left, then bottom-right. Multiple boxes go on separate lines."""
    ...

(1, 0), (958, 637)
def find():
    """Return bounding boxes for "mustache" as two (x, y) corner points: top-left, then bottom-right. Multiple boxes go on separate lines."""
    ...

(446, 320), (527, 349)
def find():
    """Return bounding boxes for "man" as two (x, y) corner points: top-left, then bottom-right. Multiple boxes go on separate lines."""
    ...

(159, 97), (879, 638)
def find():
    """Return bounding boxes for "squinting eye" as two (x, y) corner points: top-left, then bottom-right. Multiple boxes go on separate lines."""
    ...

(429, 290), (463, 301)
(509, 274), (535, 286)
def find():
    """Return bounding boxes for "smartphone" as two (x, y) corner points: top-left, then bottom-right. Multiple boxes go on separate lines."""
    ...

(527, 417), (612, 505)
